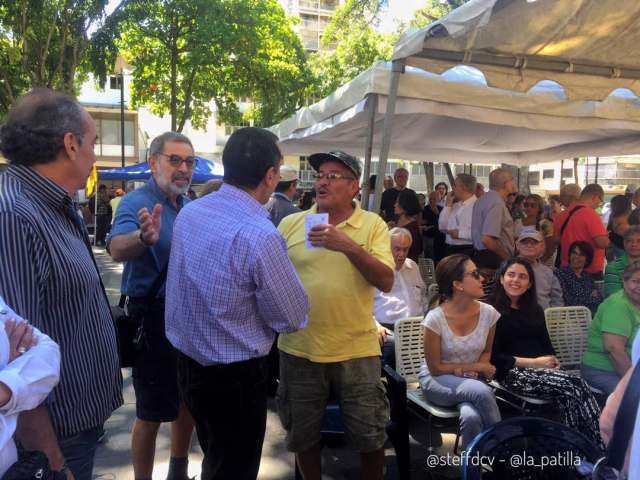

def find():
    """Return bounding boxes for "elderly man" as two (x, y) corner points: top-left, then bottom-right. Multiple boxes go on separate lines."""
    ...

(560, 183), (582, 208)
(374, 227), (427, 368)
(109, 132), (197, 480)
(380, 167), (415, 221)
(554, 184), (609, 278)
(604, 226), (640, 297)
(166, 127), (308, 480)
(278, 150), (394, 480)
(439, 173), (477, 257)
(515, 230), (564, 309)
(265, 164), (301, 226)
(471, 168), (516, 271)
(0, 89), (122, 479)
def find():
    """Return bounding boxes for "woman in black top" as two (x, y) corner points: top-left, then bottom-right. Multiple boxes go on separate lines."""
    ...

(490, 257), (603, 448)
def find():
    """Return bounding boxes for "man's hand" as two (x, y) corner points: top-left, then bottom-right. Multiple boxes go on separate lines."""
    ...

(449, 229), (460, 239)
(446, 191), (455, 207)
(138, 204), (162, 246)
(376, 324), (391, 347)
(308, 224), (357, 253)
(4, 319), (37, 363)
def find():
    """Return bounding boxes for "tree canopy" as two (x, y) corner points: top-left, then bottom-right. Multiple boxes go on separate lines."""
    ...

(118, 0), (311, 131)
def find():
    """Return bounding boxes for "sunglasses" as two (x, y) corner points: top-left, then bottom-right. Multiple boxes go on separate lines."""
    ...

(464, 269), (483, 280)
(157, 152), (197, 168)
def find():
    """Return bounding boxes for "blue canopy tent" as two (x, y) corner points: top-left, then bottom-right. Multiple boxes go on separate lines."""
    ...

(99, 156), (223, 183)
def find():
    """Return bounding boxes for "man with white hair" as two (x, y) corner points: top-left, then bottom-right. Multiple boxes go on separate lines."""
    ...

(265, 164), (300, 226)
(560, 183), (582, 208)
(439, 173), (477, 257)
(373, 227), (427, 368)
(109, 131), (196, 480)
(471, 168), (516, 270)
(380, 167), (415, 220)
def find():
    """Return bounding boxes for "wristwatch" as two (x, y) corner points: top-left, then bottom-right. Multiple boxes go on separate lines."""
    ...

(139, 230), (153, 247)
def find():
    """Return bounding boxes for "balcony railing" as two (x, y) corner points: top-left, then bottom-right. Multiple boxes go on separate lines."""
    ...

(299, 0), (338, 12)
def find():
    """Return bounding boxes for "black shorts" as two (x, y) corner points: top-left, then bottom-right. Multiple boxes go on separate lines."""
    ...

(129, 299), (180, 422)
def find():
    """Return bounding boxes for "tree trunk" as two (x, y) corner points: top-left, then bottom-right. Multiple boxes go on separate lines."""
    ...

(573, 157), (579, 183)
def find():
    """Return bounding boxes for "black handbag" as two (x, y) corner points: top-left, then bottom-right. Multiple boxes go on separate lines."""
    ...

(592, 360), (640, 479)
(113, 264), (168, 368)
(1, 451), (66, 480)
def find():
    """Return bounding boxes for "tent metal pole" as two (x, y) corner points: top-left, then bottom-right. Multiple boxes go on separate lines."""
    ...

(443, 163), (455, 185)
(372, 59), (405, 215)
(360, 94), (378, 211)
(595, 157), (599, 183)
(586, 157), (589, 184)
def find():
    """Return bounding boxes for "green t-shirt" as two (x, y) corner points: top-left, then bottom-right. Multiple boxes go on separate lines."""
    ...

(583, 289), (640, 371)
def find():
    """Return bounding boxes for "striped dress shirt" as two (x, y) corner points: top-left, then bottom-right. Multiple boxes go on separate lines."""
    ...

(165, 183), (309, 365)
(0, 165), (123, 437)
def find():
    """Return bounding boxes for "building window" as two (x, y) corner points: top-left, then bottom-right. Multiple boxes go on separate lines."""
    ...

(528, 171), (540, 186)
(562, 168), (574, 178)
(542, 169), (555, 179)
(109, 75), (123, 90)
(93, 117), (135, 157)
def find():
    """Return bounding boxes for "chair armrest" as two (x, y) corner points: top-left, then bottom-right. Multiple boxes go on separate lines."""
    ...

(384, 364), (408, 423)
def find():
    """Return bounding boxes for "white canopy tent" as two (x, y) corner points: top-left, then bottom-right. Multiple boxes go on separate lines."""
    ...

(272, 61), (640, 166)
(365, 0), (640, 211)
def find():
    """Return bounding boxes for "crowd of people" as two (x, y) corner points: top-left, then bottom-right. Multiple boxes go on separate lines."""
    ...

(0, 87), (638, 480)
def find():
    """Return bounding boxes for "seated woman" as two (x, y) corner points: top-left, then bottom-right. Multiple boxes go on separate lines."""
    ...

(490, 258), (603, 447)
(581, 260), (640, 395)
(554, 241), (602, 315)
(0, 296), (60, 477)
(419, 254), (501, 450)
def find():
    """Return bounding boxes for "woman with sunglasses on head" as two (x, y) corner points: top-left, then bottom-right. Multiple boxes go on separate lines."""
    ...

(515, 194), (555, 266)
(419, 254), (501, 450)
(392, 190), (423, 262)
(490, 257), (603, 447)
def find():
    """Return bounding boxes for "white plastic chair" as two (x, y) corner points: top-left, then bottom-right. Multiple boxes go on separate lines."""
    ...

(544, 306), (591, 374)
(394, 316), (460, 452)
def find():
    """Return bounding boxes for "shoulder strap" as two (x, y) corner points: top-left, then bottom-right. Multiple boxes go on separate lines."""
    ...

(560, 205), (585, 237)
(147, 263), (169, 300)
(604, 360), (640, 470)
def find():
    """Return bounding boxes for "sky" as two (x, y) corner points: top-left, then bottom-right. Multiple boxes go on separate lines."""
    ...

(378, 0), (425, 33)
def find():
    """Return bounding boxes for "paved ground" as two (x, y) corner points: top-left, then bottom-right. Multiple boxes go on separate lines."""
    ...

(93, 247), (460, 479)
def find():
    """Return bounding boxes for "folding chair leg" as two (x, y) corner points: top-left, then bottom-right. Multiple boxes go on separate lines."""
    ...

(427, 414), (435, 453)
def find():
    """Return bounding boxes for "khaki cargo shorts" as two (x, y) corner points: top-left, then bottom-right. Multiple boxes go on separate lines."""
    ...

(277, 352), (389, 453)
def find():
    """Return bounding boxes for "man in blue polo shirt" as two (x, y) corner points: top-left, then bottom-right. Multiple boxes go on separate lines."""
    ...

(108, 132), (196, 480)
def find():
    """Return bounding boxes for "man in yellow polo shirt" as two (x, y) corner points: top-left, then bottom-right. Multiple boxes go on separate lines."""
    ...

(277, 151), (394, 480)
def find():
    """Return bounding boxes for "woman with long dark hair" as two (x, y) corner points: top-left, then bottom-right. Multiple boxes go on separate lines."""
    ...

(490, 257), (603, 447)
(419, 254), (501, 449)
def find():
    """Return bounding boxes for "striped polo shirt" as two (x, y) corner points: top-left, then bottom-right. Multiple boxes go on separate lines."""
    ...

(0, 165), (123, 437)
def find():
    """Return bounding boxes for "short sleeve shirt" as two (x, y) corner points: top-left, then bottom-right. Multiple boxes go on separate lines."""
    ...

(583, 290), (640, 371)
(109, 177), (189, 298)
(471, 190), (515, 256)
(553, 203), (607, 273)
(278, 203), (394, 363)
(420, 302), (499, 376)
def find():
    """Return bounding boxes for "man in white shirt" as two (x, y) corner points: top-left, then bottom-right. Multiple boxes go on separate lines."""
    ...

(439, 173), (477, 257)
(374, 227), (427, 367)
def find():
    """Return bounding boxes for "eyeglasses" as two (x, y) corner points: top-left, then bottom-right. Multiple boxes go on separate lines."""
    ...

(313, 172), (356, 182)
(464, 270), (483, 280)
(157, 153), (197, 169)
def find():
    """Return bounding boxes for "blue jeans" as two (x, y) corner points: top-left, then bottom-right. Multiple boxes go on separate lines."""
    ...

(420, 373), (501, 449)
(580, 363), (621, 396)
(58, 426), (103, 480)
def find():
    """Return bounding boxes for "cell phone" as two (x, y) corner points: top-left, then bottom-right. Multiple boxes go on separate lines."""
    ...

(462, 371), (478, 379)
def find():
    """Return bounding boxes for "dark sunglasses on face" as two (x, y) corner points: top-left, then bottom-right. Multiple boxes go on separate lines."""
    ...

(158, 152), (197, 168)
(464, 269), (483, 280)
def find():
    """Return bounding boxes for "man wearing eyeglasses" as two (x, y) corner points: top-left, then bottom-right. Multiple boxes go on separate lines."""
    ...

(108, 132), (196, 480)
(277, 150), (394, 480)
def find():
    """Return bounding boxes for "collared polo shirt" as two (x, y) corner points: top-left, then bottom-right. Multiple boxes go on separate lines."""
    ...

(0, 165), (123, 437)
(471, 189), (514, 256)
(109, 176), (189, 298)
(583, 290), (640, 371)
(278, 203), (394, 363)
